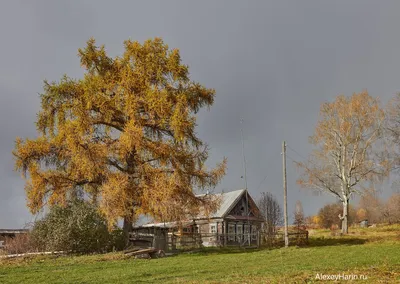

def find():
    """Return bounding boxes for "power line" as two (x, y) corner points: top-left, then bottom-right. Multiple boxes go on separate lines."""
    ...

(286, 154), (298, 164)
(256, 175), (268, 191)
(286, 144), (307, 161)
(287, 144), (323, 170)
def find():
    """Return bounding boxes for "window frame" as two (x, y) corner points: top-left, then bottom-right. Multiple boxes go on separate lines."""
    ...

(236, 224), (243, 242)
(210, 223), (217, 234)
(228, 224), (235, 241)
(251, 226), (257, 240)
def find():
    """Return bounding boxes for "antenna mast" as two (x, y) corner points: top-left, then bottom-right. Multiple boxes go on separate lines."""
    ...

(240, 119), (248, 190)
(241, 119), (251, 245)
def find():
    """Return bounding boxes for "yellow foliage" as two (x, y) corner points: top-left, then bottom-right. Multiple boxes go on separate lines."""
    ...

(13, 37), (226, 226)
(296, 91), (388, 233)
(357, 208), (367, 221)
(312, 215), (321, 225)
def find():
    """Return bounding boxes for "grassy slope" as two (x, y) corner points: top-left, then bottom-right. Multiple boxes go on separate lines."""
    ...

(1, 225), (399, 283)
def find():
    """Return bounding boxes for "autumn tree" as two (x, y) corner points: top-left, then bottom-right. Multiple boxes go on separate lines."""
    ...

(317, 203), (343, 229)
(13, 38), (226, 234)
(257, 192), (282, 236)
(297, 92), (389, 234)
(358, 188), (384, 224)
(305, 215), (321, 228)
(356, 208), (367, 222)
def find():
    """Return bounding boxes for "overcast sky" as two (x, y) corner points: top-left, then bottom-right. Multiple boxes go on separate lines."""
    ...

(1, 1), (400, 228)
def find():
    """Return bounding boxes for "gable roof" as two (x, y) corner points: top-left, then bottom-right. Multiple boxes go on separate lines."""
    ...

(201, 189), (246, 218)
(139, 189), (260, 228)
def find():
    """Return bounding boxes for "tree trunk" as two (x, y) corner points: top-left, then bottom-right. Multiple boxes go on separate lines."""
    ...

(341, 200), (349, 234)
(123, 217), (133, 247)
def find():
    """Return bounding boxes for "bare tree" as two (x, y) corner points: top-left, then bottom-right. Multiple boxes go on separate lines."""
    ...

(293, 200), (305, 231)
(385, 93), (400, 172)
(358, 188), (384, 224)
(257, 192), (283, 236)
(386, 193), (400, 224)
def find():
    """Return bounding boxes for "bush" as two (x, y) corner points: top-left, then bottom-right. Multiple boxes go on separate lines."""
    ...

(3, 234), (35, 254)
(108, 228), (126, 252)
(30, 199), (122, 254)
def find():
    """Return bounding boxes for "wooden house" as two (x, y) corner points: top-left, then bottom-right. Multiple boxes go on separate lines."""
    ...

(134, 189), (264, 248)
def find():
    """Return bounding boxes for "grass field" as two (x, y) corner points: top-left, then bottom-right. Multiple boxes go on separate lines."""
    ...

(1, 225), (399, 283)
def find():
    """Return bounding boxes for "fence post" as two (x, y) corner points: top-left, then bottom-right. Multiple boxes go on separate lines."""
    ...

(223, 222), (227, 247)
(257, 231), (260, 248)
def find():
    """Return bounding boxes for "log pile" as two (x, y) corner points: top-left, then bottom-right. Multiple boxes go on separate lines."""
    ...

(124, 247), (165, 259)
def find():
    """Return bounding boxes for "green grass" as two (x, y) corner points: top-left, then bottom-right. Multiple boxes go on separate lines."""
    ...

(1, 225), (400, 283)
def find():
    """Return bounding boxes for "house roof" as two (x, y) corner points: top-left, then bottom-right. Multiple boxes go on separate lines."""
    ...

(0, 229), (28, 234)
(140, 189), (251, 228)
(140, 220), (195, 229)
(202, 189), (246, 218)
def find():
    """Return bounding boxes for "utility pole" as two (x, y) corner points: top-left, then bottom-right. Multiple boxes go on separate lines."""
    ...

(282, 141), (289, 247)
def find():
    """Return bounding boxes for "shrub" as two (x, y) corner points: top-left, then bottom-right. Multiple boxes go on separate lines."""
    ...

(3, 234), (35, 254)
(30, 199), (121, 254)
(107, 228), (126, 252)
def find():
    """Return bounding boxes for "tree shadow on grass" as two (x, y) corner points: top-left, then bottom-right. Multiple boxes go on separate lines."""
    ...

(307, 237), (367, 247)
(162, 237), (367, 257)
(174, 247), (262, 256)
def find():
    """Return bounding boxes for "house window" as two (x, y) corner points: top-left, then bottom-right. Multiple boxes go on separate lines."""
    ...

(243, 224), (250, 242)
(251, 226), (257, 240)
(228, 224), (235, 241)
(210, 224), (217, 234)
(236, 224), (243, 242)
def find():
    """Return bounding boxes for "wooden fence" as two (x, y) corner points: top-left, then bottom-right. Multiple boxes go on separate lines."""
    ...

(130, 230), (308, 252)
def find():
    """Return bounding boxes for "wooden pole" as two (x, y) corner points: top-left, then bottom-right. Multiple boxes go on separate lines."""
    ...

(224, 221), (227, 247)
(282, 141), (289, 247)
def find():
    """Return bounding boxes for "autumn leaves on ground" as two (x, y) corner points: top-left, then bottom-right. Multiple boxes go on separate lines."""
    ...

(1, 225), (400, 283)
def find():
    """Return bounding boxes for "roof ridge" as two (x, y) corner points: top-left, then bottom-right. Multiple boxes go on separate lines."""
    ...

(195, 188), (245, 197)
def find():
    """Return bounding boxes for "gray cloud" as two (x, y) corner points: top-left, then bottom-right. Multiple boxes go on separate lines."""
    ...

(1, 0), (400, 227)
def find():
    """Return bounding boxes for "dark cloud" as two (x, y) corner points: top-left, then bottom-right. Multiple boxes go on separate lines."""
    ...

(1, 0), (400, 227)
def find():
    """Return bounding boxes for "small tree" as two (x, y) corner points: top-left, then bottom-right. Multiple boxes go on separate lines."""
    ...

(293, 200), (305, 231)
(306, 215), (322, 228)
(356, 208), (367, 222)
(386, 193), (400, 224)
(297, 92), (389, 234)
(257, 192), (283, 236)
(358, 188), (384, 224)
(318, 203), (343, 229)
